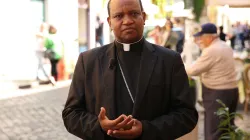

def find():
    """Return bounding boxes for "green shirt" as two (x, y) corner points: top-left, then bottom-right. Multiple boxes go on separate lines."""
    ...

(44, 34), (63, 60)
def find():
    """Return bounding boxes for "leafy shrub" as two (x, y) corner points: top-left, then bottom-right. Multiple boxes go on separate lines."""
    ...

(215, 99), (250, 140)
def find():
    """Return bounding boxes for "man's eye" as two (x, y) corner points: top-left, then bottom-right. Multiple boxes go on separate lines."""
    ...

(114, 15), (122, 18)
(132, 12), (139, 16)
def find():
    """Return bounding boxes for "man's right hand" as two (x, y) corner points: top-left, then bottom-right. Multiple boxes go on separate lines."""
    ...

(98, 107), (133, 132)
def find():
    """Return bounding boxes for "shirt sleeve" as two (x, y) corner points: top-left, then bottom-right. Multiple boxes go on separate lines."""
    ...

(44, 37), (54, 49)
(186, 48), (214, 76)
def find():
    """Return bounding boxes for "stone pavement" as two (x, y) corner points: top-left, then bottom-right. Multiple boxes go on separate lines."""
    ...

(0, 86), (80, 140)
(0, 85), (249, 140)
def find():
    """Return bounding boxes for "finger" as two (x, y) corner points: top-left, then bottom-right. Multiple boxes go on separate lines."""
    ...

(112, 129), (134, 139)
(98, 107), (106, 120)
(113, 115), (132, 129)
(107, 129), (113, 136)
(123, 119), (135, 130)
(110, 114), (126, 126)
(112, 119), (142, 139)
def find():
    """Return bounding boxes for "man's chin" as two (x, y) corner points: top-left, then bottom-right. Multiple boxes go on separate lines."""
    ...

(120, 36), (141, 44)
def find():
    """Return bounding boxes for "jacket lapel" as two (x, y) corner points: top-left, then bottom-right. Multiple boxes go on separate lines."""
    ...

(99, 43), (116, 119)
(133, 41), (157, 116)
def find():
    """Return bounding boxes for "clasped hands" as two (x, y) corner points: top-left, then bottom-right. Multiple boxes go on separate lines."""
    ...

(98, 107), (142, 139)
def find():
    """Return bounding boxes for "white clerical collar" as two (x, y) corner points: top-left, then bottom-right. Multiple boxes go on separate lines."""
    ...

(115, 37), (143, 51)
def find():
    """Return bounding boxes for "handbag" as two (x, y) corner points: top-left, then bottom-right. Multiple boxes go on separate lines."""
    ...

(44, 49), (56, 60)
(164, 31), (179, 49)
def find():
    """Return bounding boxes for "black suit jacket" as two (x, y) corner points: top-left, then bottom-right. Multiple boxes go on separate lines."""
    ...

(62, 40), (198, 140)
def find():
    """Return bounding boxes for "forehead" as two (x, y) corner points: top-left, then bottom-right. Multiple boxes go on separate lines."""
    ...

(109, 0), (141, 13)
(200, 35), (206, 39)
(200, 35), (213, 41)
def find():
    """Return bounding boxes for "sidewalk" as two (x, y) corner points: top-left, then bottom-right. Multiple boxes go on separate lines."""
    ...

(0, 80), (72, 100)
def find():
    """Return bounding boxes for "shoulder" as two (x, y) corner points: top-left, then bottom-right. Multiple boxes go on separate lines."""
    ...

(212, 40), (231, 51)
(148, 41), (179, 59)
(45, 34), (59, 42)
(80, 43), (111, 61)
(80, 44), (111, 57)
(147, 42), (185, 71)
(205, 40), (232, 55)
(144, 41), (181, 68)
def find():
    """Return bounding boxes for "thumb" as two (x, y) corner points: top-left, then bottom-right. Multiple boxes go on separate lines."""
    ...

(99, 107), (106, 120)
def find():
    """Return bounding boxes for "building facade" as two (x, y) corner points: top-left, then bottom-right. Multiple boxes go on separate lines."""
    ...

(0, 0), (79, 86)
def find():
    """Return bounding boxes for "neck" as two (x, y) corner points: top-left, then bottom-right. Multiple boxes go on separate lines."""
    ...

(206, 37), (218, 47)
(115, 36), (143, 45)
(115, 37), (144, 52)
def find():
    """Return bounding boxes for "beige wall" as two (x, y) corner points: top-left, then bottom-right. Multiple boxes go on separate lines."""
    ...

(0, 0), (40, 81)
(78, 8), (88, 46)
(46, 0), (78, 41)
(208, 0), (250, 7)
(46, 0), (79, 74)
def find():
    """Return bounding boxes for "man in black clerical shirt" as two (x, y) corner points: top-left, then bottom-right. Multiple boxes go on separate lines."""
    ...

(62, 0), (198, 140)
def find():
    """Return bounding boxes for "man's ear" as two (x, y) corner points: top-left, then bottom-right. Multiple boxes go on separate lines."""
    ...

(142, 12), (146, 25)
(107, 17), (112, 30)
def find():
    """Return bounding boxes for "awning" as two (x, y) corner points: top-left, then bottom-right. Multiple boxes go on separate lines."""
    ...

(208, 0), (250, 7)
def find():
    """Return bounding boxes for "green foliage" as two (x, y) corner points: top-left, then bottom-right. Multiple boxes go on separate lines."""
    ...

(215, 99), (250, 140)
(102, 0), (106, 7)
(152, 0), (205, 21)
(193, 0), (205, 22)
(152, 0), (168, 18)
(184, 0), (205, 22)
(188, 77), (195, 87)
(183, 0), (193, 9)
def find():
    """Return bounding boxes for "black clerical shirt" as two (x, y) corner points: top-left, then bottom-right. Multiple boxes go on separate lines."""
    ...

(115, 38), (144, 117)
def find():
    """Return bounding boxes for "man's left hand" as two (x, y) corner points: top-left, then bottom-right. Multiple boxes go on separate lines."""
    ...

(108, 119), (142, 139)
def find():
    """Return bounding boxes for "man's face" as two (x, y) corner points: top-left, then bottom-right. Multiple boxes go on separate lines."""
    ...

(107, 0), (146, 43)
(194, 36), (205, 50)
(194, 36), (201, 45)
(200, 35), (213, 47)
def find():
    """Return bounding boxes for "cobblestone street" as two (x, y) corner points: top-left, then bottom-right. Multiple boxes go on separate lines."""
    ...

(0, 85), (249, 140)
(0, 87), (80, 140)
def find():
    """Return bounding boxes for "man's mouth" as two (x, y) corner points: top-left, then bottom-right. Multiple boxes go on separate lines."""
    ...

(122, 28), (135, 32)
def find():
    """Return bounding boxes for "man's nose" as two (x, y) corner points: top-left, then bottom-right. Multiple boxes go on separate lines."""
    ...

(123, 15), (134, 25)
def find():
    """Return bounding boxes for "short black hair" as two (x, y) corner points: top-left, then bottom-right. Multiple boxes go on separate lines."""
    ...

(219, 26), (224, 31)
(107, 0), (144, 16)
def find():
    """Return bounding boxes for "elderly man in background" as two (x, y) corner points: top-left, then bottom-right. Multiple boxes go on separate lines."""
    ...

(185, 23), (238, 140)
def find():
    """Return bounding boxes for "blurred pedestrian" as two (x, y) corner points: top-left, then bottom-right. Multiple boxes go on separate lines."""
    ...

(147, 25), (161, 45)
(243, 23), (250, 48)
(185, 23), (238, 140)
(228, 24), (236, 49)
(218, 26), (226, 41)
(96, 16), (104, 47)
(235, 22), (245, 50)
(161, 19), (179, 51)
(181, 27), (201, 66)
(44, 24), (64, 81)
(62, 0), (198, 139)
(174, 18), (185, 53)
(35, 23), (55, 85)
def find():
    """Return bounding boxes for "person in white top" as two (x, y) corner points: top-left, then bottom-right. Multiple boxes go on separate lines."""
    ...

(185, 23), (239, 140)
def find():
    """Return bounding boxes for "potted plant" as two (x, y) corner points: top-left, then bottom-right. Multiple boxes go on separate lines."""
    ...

(215, 99), (250, 140)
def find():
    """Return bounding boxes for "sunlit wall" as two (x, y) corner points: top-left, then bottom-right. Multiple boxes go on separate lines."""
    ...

(0, 0), (78, 82)
(0, 0), (38, 81)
